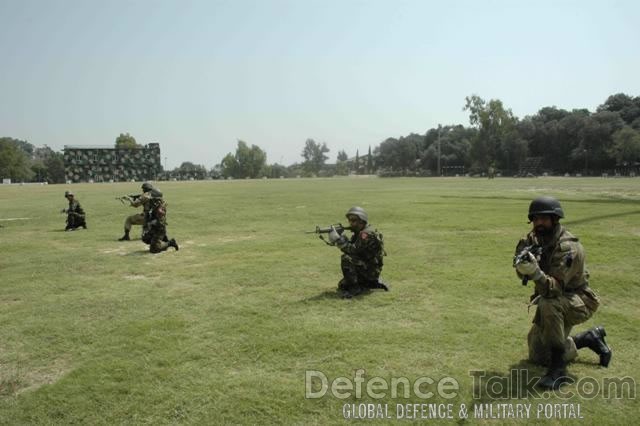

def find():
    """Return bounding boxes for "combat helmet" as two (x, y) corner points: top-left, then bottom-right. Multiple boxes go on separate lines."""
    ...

(150, 189), (163, 199)
(345, 206), (368, 223)
(64, 191), (74, 197)
(528, 196), (564, 221)
(141, 182), (154, 192)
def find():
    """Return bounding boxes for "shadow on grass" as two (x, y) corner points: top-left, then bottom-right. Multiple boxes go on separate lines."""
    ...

(461, 359), (584, 415)
(438, 195), (640, 205)
(564, 210), (640, 226)
(301, 289), (386, 302)
(124, 249), (151, 256)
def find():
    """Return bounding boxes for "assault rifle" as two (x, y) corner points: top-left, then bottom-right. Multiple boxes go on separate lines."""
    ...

(513, 244), (543, 286)
(115, 194), (142, 204)
(306, 223), (353, 245)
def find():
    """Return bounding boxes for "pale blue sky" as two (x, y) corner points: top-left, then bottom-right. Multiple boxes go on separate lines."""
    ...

(1, 0), (638, 168)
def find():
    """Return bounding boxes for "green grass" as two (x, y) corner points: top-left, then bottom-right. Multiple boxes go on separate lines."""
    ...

(0, 177), (639, 425)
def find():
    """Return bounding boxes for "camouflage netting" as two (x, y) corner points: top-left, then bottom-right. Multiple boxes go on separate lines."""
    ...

(64, 143), (161, 183)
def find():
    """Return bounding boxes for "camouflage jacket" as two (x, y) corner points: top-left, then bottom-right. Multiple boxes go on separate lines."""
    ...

(339, 224), (385, 267)
(130, 192), (152, 213)
(515, 225), (594, 300)
(67, 199), (85, 217)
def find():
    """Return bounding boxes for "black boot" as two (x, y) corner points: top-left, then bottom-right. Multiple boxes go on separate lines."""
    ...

(572, 326), (612, 367)
(375, 279), (390, 291)
(337, 279), (361, 299)
(538, 347), (571, 390)
(168, 239), (179, 251)
(118, 229), (130, 241)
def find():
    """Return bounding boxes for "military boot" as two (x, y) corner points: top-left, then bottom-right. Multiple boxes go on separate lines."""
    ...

(374, 279), (390, 291)
(538, 348), (571, 390)
(118, 229), (130, 241)
(337, 279), (361, 299)
(168, 239), (179, 251)
(572, 326), (612, 367)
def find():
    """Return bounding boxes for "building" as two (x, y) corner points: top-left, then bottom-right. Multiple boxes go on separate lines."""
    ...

(63, 143), (161, 183)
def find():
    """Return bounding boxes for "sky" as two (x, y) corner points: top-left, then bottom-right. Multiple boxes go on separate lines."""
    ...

(1, 0), (639, 169)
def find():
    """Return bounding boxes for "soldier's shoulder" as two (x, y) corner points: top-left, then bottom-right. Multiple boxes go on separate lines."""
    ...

(558, 235), (583, 255)
(359, 225), (381, 240)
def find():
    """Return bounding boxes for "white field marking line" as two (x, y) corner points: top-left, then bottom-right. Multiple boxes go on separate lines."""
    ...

(0, 217), (32, 221)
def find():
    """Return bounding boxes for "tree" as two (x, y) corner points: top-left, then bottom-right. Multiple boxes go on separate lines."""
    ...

(464, 95), (520, 172)
(301, 139), (329, 175)
(235, 140), (267, 178)
(336, 150), (349, 176)
(44, 152), (66, 183)
(597, 93), (640, 125)
(0, 138), (34, 181)
(572, 111), (624, 172)
(366, 146), (373, 174)
(375, 136), (419, 174)
(609, 127), (640, 165)
(220, 153), (239, 178)
(173, 161), (207, 179)
(115, 133), (139, 149)
(220, 140), (267, 178)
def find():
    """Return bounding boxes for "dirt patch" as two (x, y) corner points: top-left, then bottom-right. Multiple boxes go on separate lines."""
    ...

(217, 236), (256, 243)
(123, 274), (147, 281)
(1, 356), (72, 397)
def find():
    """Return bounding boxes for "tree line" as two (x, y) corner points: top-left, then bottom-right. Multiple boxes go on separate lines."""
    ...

(2, 93), (639, 182)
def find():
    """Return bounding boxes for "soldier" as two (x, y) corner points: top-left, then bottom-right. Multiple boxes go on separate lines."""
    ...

(514, 196), (611, 389)
(142, 189), (179, 254)
(62, 191), (87, 231)
(118, 182), (154, 241)
(327, 206), (388, 298)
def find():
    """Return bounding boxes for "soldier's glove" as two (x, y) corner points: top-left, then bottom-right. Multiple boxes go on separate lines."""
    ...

(515, 252), (544, 281)
(328, 226), (347, 247)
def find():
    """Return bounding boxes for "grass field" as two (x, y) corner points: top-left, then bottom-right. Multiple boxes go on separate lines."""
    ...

(1, 177), (639, 425)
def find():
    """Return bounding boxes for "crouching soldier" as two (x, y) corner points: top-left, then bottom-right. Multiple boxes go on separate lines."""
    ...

(327, 206), (388, 299)
(514, 196), (612, 389)
(62, 191), (87, 231)
(142, 189), (179, 253)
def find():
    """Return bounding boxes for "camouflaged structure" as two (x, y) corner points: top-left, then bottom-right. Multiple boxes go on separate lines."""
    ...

(63, 143), (161, 183)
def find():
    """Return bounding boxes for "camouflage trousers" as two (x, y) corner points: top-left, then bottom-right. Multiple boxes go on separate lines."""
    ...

(340, 254), (381, 290)
(66, 213), (86, 230)
(143, 223), (170, 254)
(124, 213), (145, 231)
(528, 293), (593, 366)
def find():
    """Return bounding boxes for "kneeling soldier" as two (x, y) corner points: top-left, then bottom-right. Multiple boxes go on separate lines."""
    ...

(328, 206), (388, 299)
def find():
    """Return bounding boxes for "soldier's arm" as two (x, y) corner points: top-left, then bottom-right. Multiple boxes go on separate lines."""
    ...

(339, 231), (380, 260)
(539, 239), (584, 293)
(532, 240), (582, 298)
(130, 194), (147, 208)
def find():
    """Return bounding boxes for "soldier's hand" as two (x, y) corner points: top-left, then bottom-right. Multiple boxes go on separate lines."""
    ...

(515, 252), (544, 281)
(328, 226), (347, 247)
(328, 226), (341, 244)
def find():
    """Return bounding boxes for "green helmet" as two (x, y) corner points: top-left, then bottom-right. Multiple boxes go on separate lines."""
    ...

(345, 206), (368, 223)
(141, 182), (154, 192)
(528, 196), (564, 221)
(150, 189), (163, 199)
(64, 191), (74, 197)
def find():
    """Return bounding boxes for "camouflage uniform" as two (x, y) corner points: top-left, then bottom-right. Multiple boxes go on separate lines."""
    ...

(515, 196), (611, 389)
(339, 224), (385, 291)
(141, 190), (178, 253)
(515, 225), (601, 365)
(119, 182), (154, 241)
(124, 192), (151, 231)
(64, 194), (87, 230)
